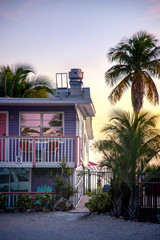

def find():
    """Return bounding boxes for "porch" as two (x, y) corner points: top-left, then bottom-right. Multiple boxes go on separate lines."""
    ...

(0, 136), (81, 168)
(1, 168), (112, 209)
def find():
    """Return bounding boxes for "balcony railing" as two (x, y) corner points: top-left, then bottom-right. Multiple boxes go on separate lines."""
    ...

(0, 136), (81, 168)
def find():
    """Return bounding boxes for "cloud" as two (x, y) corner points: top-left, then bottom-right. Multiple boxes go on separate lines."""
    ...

(0, 0), (50, 22)
(0, 3), (18, 22)
(147, 0), (160, 18)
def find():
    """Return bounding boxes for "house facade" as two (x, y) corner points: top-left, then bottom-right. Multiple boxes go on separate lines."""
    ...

(0, 69), (95, 194)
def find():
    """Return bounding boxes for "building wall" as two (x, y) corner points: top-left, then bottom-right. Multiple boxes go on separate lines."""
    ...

(31, 168), (60, 192)
(0, 105), (76, 136)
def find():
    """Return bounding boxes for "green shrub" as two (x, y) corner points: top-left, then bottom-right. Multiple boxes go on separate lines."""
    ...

(85, 188), (99, 196)
(16, 194), (33, 209)
(0, 194), (7, 209)
(40, 193), (54, 209)
(34, 193), (56, 210)
(85, 193), (111, 213)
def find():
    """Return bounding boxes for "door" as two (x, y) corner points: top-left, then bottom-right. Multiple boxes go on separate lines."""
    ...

(0, 113), (7, 137)
(0, 113), (7, 161)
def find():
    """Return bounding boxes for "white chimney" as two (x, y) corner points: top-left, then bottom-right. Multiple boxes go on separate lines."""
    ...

(69, 69), (83, 96)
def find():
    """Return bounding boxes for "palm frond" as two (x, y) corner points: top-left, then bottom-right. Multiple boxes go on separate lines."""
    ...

(143, 71), (159, 105)
(105, 65), (131, 86)
(96, 110), (160, 192)
(144, 60), (160, 77)
(13, 63), (35, 74)
(0, 63), (53, 98)
(108, 75), (131, 104)
(106, 31), (160, 112)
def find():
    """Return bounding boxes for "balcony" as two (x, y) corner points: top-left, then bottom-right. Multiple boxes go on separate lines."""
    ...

(0, 136), (81, 168)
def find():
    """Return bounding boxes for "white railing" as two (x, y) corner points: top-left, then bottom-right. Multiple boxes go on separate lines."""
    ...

(72, 177), (84, 207)
(0, 136), (80, 168)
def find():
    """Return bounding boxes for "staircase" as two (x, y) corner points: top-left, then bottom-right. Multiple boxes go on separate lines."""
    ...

(70, 195), (90, 213)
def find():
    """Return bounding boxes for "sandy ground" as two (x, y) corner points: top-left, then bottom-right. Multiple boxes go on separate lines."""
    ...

(0, 211), (160, 240)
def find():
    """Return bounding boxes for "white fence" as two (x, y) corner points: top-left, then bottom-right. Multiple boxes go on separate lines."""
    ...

(84, 169), (113, 193)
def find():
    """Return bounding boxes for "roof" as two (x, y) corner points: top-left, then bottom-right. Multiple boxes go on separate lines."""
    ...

(0, 88), (95, 118)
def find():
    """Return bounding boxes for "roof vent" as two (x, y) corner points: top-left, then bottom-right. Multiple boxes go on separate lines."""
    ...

(69, 68), (83, 81)
(69, 69), (83, 96)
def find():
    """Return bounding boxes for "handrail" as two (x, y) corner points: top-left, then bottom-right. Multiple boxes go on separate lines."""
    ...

(73, 177), (83, 207)
(0, 136), (80, 168)
(1, 192), (56, 194)
(1, 136), (79, 139)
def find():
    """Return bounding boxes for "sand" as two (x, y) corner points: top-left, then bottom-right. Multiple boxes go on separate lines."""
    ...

(0, 211), (160, 240)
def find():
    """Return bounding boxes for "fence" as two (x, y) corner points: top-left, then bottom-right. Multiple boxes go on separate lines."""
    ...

(84, 169), (113, 194)
(72, 177), (84, 207)
(71, 168), (113, 206)
(139, 177), (160, 222)
(2, 192), (55, 209)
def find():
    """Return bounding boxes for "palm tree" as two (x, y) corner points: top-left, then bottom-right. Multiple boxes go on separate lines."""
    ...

(105, 31), (160, 112)
(0, 64), (53, 98)
(95, 111), (160, 219)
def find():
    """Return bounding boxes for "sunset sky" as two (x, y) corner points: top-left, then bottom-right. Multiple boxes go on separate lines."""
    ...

(0, 0), (160, 163)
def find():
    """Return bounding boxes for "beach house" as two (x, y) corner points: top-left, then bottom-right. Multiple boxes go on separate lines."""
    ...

(0, 68), (95, 195)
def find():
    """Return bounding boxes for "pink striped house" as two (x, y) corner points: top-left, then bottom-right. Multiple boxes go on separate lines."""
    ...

(0, 69), (95, 194)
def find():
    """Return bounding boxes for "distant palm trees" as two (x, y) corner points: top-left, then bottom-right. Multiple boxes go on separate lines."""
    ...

(0, 64), (53, 98)
(95, 111), (160, 219)
(105, 31), (160, 112)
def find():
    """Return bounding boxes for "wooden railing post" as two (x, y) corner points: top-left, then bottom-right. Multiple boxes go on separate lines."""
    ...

(33, 137), (36, 168)
(75, 137), (81, 168)
(79, 137), (81, 166)
(75, 137), (78, 168)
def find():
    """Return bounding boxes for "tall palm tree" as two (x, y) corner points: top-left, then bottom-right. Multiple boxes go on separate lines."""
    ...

(105, 31), (160, 112)
(95, 111), (160, 219)
(0, 64), (53, 98)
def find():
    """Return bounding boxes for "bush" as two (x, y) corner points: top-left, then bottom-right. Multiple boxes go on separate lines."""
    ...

(16, 194), (34, 210)
(34, 193), (56, 210)
(0, 194), (7, 209)
(85, 193), (111, 213)
(85, 188), (98, 196)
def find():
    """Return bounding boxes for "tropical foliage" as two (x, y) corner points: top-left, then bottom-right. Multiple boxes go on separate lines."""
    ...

(0, 64), (53, 98)
(95, 111), (160, 219)
(55, 158), (77, 200)
(16, 194), (34, 210)
(0, 193), (7, 209)
(34, 193), (55, 210)
(85, 192), (111, 213)
(105, 31), (160, 112)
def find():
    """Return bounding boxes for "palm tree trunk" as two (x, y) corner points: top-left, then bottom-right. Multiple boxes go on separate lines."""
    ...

(128, 189), (139, 220)
(131, 74), (144, 113)
(111, 184), (122, 217)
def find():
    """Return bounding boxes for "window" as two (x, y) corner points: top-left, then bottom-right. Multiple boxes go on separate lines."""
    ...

(20, 113), (63, 136)
(0, 168), (29, 192)
(0, 169), (9, 192)
(10, 169), (29, 192)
